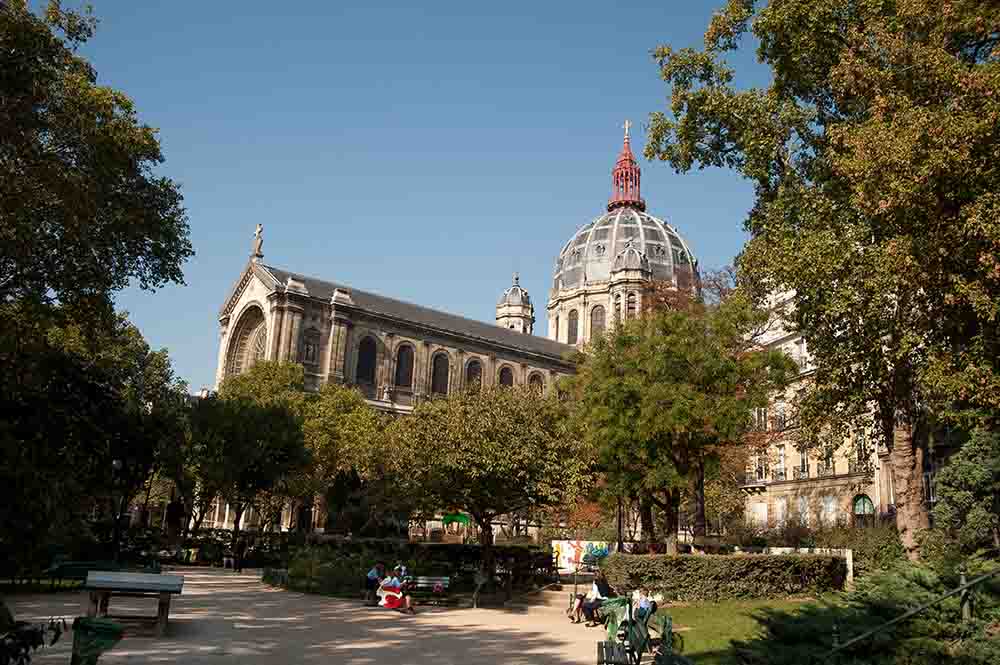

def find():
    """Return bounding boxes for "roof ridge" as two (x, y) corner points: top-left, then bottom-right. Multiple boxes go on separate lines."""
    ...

(261, 264), (574, 360)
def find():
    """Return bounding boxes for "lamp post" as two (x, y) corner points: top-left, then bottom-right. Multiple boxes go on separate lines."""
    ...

(111, 458), (126, 564)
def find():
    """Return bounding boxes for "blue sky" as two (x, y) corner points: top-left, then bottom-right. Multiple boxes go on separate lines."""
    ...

(76, 1), (770, 390)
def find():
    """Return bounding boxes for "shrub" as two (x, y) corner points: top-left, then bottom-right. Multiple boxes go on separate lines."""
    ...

(732, 561), (1000, 665)
(723, 521), (906, 579)
(601, 553), (846, 602)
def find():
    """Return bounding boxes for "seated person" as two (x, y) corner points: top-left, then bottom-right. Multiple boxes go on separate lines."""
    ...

(378, 565), (416, 614)
(567, 592), (585, 624)
(582, 570), (615, 627)
(365, 561), (386, 605)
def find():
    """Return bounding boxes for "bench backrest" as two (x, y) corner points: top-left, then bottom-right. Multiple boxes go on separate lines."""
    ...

(411, 576), (450, 588)
(86, 571), (184, 594)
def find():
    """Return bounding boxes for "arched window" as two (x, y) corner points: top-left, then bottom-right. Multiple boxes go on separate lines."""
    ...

(567, 310), (579, 345)
(626, 292), (637, 319)
(528, 373), (544, 392)
(431, 353), (449, 395)
(465, 359), (483, 391)
(356, 336), (377, 386)
(853, 495), (875, 528)
(498, 366), (514, 387)
(394, 345), (414, 389)
(590, 305), (606, 338)
(555, 315), (560, 341)
(225, 307), (266, 378)
(614, 293), (622, 321)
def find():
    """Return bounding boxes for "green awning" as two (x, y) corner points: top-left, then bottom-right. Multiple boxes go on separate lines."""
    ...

(442, 513), (471, 526)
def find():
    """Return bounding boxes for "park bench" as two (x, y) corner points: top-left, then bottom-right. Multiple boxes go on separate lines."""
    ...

(596, 601), (659, 665)
(408, 575), (451, 604)
(84, 571), (184, 637)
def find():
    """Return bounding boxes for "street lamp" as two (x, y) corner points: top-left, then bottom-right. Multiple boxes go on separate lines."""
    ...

(111, 459), (126, 563)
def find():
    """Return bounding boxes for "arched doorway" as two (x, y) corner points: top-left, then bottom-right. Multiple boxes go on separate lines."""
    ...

(498, 366), (514, 387)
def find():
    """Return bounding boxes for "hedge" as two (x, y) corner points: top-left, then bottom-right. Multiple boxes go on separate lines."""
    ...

(601, 553), (847, 602)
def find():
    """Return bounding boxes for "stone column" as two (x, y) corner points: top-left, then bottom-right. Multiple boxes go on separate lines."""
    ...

(281, 305), (303, 361)
(455, 350), (466, 392)
(325, 314), (352, 383)
(267, 296), (284, 361)
(214, 317), (230, 390)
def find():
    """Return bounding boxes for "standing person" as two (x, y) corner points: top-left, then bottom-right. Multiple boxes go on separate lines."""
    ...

(582, 569), (615, 627)
(233, 537), (247, 573)
(365, 561), (386, 606)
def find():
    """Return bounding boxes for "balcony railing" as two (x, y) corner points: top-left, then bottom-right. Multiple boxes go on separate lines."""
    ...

(741, 472), (768, 487)
(816, 462), (835, 477)
(772, 469), (787, 482)
(848, 459), (867, 474)
(793, 466), (810, 480)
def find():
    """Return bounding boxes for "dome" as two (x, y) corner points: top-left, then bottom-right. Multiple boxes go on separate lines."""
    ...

(613, 239), (650, 273)
(498, 273), (531, 306)
(553, 207), (697, 290)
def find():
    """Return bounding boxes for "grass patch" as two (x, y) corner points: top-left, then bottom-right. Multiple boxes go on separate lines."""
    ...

(659, 598), (809, 664)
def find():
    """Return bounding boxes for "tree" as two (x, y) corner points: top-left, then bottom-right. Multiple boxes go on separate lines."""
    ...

(189, 396), (308, 549)
(646, 0), (1000, 557)
(302, 382), (385, 533)
(388, 387), (591, 584)
(569, 294), (795, 552)
(0, 304), (188, 569)
(1, 1), (192, 306)
(932, 430), (1000, 552)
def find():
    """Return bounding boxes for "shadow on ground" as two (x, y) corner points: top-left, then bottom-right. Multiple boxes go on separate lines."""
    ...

(8, 567), (594, 664)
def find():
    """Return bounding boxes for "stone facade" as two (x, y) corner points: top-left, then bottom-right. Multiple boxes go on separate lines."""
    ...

(216, 262), (574, 412)
(741, 292), (893, 528)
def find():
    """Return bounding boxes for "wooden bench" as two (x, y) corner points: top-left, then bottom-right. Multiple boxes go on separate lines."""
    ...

(408, 576), (451, 603)
(84, 571), (184, 637)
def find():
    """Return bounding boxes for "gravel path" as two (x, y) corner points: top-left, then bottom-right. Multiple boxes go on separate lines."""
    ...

(7, 567), (597, 664)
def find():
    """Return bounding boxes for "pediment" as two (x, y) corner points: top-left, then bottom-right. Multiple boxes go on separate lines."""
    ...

(218, 261), (280, 320)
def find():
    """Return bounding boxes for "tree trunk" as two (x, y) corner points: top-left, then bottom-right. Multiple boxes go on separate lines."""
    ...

(693, 457), (707, 541)
(891, 423), (930, 560)
(230, 503), (246, 551)
(639, 497), (655, 547)
(663, 489), (680, 555)
(475, 515), (496, 590)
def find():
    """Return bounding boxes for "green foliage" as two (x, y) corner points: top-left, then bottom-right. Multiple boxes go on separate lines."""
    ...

(732, 561), (1000, 665)
(725, 521), (907, 579)
(189, 394), (309, 546)
(601, 552), (846, 602)
(388, 387), (590, 576)
(569, 296), (795, 550)
(0, 303), (188, 575)
(647, 0), (1000, 553)
(932, 430), (1000, 553)
(280, 541), (548, 595)
(0, 1), (192, 306)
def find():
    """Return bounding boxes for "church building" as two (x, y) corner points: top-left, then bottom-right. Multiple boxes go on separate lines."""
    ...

(214, 123), (700, 419)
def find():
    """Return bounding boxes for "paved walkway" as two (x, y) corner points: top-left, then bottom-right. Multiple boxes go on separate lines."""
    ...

(8, 567), (598, 664)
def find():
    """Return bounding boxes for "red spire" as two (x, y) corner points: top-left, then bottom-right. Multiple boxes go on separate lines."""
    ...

(608, 120), (646, 212)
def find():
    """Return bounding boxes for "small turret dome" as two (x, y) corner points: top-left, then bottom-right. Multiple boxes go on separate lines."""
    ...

(498, 273), (531, 306)
(612, 240), (650, 273)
